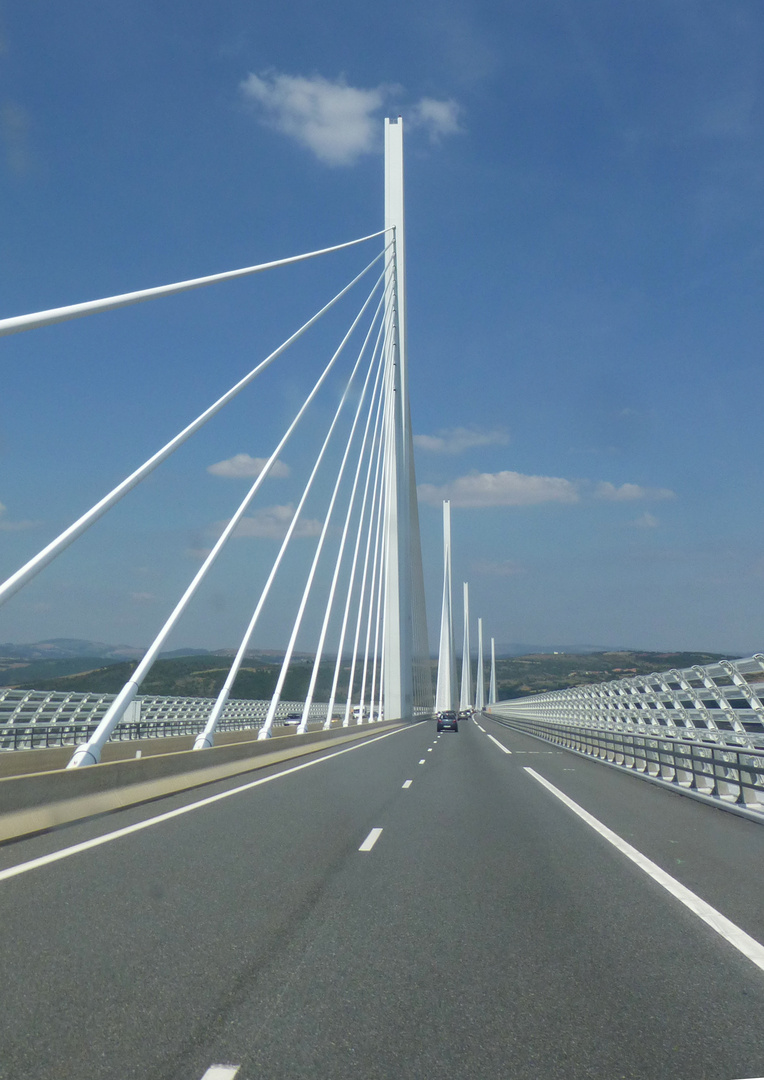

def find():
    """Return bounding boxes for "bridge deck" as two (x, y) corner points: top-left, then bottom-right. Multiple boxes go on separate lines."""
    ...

(0, 717), (762, 1079)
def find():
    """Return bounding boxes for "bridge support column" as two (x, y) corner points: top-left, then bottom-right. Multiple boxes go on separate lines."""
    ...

(435, 500), (457, 712)
(383, 116), (432, 721)
(475, 618), (485, 711)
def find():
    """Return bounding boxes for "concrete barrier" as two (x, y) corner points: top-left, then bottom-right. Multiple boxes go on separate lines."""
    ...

(0, 722), (341, 778)
(0, 721), (406, 843)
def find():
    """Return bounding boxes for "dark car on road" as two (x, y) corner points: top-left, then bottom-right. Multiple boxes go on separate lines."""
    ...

(437, 711), (458, 732)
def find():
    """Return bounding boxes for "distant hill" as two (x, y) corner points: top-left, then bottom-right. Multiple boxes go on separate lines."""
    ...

(491, 650), (732, 700)
(0, 639), (214, 689)
(2, 645), (737, 703)
(0, 638), (150, 662)
(5, 653), (357, 704)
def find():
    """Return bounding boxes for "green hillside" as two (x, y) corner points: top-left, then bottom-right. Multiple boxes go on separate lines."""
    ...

(10, 653), (365, 703)
(6, 648), (733, 703)
(484, 650), (730, 700)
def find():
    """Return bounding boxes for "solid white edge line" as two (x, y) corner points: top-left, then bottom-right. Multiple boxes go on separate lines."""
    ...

(486, 732), (512, 754)
(524, 767), (764, 975)
(0, 726), (419, 885)
(201, 1066), (240, 1080)
(359, 827), (383, 851)
(402, 780), (412, 789)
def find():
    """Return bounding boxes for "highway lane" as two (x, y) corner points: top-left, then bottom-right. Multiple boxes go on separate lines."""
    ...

(480, 712), (764, 947)
(0, 718), (763, 1079)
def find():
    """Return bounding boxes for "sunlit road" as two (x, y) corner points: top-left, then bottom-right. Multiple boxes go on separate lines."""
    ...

(1, 716), (763, 1080)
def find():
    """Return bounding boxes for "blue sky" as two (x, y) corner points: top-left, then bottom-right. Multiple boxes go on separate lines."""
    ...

(1, 1), (764, 656)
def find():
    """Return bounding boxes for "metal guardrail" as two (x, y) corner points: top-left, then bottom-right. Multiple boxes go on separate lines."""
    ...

(0, 715), (280, 752)
(490, 713), (764, 814)
(493, 653), (764, 750)
(0, 688), (340, 751)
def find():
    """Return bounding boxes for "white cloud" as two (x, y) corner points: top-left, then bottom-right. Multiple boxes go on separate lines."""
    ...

(632, 512), (659, 529)
(413, 426), (508, 455)
(207, 454), (290, 479)
(239, 72), (463, 166)
(0, 501), (38, 532)
(185, 546), (213, 562)
(213, 504), (323, 540)
(409, 97), (463, 140)
(594, 482), (675, 502)
(471, 558), (525, 577)
(240, 72), (385, 166)
(418, 470), (580, 508)
(417, 470), (675, 511)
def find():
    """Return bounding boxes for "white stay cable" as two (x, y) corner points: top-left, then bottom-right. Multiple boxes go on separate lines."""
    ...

(338, 300), (396, 727)
(0, 249), (387, 611)
(368, 518), (387, 721)
(297, 320), (387, 733)
(358, 405), (390, 724)
(343, 409), (388, 727)
(322, 371), (387, 729)
(374, 559), (388, 723)
(0, 230), (387, 338)
(259, 284), (394, 739)
(66, 265), (388, 767)
(193, 286), (388, 749)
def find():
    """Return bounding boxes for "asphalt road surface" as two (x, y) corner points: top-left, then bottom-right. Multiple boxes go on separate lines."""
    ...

(1, 715), (763, 1080)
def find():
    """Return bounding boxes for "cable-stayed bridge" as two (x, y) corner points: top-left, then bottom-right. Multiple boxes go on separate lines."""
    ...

(0, 120), (763, 1080)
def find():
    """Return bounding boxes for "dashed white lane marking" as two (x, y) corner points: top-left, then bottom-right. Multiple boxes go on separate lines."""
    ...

(525, 767), (764, 975)
(486, 732), (512, 754)
(0, 726), (417, 885)
(427, 748), (433, 752)
(419, 759), (426, 764)
(402, 780), (413, 789)
(201, 1066), (240, 1080)
(359, 828), (383, 852)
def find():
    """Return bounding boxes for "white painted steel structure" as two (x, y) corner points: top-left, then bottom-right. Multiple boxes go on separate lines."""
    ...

(435, 501), (457, 713)
(493, 654), (764, 750)
(475, 618), (486, 711)
(489, 637), (497, 706)
(459, 583), (472, 713)
(0, 118), (433, 765)
(0, 688), (330, 742)
(382, 117), (432, 725)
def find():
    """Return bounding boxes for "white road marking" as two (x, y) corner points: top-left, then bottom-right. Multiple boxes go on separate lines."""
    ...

(524, 767), (764, 975)
(359, 827), (383, 852)
(419, 758), (426, 764)
(0, 726), (417, 885)
(201, 1066), (240, 1080)
(486, 733), (512, 754)
(402, 780), (412, 789)
(427, 748), (433, 752)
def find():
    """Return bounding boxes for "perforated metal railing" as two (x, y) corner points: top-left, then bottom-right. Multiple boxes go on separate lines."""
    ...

(494, 654), (764, 748)
(0, 688), (337, 751)
(490, 653), (764, 814)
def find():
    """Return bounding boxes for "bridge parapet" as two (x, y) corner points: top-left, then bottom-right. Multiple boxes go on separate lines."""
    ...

(0, 689), (336, 751)
(492, 653), (764, 750)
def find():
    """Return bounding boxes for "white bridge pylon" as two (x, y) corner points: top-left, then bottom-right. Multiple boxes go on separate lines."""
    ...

(435, 500), (457, 712)
(459, 582), (472, 712)
(0, 117), (433, 766)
